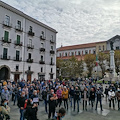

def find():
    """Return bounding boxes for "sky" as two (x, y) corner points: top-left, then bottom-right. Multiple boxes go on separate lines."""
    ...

(1, 0), (120, 48)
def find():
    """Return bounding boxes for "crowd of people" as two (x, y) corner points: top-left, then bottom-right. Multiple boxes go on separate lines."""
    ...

(0, 78), (120, 120)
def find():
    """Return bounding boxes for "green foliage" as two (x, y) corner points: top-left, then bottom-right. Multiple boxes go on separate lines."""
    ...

(56, 56), (84, 79)
(84, 54), (96, 77)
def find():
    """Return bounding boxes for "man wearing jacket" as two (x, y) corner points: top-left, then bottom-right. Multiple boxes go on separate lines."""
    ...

(95, 88), (103, 111)
(74, 86), (80, 112)
(116, 88), (120, 110)
(17, 91), (26, 120)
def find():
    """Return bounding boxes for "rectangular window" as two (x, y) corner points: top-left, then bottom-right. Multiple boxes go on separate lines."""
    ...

(30, 26), (32, 32)
(41, 55), (43, 61)
(93, 50), (96, 54)
(16, 65), (19, 71)
(103, 45), (104, 51)
(41, 31), (44, 37)
(4, 31), (9, 41)
(17, 20), (21, 29)
(59, 53), (61, 57)
(99, 46), (101, 50)
(71, 52), (74, 56)
(51, 57), (53, 63)
(85, 50), (88, 54)
(5, 15), (10, 25)
(41, 43), (43, 47)
(17, 35), (20, 44)
(50, 74), (53, 79)
(28, 53), (31, 59)
(41, 67), (43, 72)
(3, 48), (8, 59)
(51, 68), (53, 73)
(28, 66), (31, 71)
(116, 46), (119, 50)
(78, 51), (81, 55)
(16, 51), (20, 60)
(65, 53), (67, 57)
(51, 35), (53, 41)
(51, 46), (53, 50)
(29, 39), (32, 46)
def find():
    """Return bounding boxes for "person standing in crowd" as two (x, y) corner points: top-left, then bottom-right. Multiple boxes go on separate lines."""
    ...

(116, 88), (120, 110)
(54, 107), (66, 120)
(42, 87), (48, 113)
(95, 88), (103, 111)
(17, 91), (26, 120)
(74, 86), (80, 112)
(1, 99), (10, 120)
(108, 89), (115, 109)
(22, 85), (29, 99)
(1, 86), (10, 101)
(82, 87), (88, 111)
(56, 86), (62, 108)
(13, 85), (18, 105)
(90, 88), (95, 109)
(69, 86), (75, 107)
(48, 89), (58, 120)
(104, 86), (109, 101)
(62, 86), (69, 110)
(24, 99), (38, 120)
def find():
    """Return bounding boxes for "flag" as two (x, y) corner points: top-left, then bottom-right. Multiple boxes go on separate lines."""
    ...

(96, 55), (98, 66)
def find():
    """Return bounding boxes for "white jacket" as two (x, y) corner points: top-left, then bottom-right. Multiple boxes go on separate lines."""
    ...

(108, 91), (115, 100)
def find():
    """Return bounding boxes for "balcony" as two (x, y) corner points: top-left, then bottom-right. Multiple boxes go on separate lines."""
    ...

(26, 59), (33, 63)
(50, 50), (55, 54)
(39, 60), (45, 64)
(27, 44), (34, 49)
(28, 31), (35, 36)
(13, 57), (22, 61)
(40, 36), (45, 40)
(0, 55), (10, 60)
(15, 26), (23, 32)
(3, 21), (12, 28)
(40, 48), (45, 52)
(14, 41), (23, 46)
(2, 37), (11, 43)
(50, 40), (55, 44)
(50, 62), (54, 65)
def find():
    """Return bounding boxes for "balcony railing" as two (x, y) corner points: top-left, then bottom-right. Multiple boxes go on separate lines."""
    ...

(15, 26), (23, 32)
(50, 40), (55, 44)
(3, 21), (12, 28)
(28, 31), (35, 36)
(27, 44), (34, 49)
(14, 41), (23, 46)
(13, 57), (22, 61)
(0, 55), (10, 60)
(26, 59), (33, 63)
(2, 37), (11, 43)
(39, 60), (45, 64)
(50, 50), (55, 54)
(40, 36), (46, 40)
(40, 48), (45, 52)
(50, 62), (54, 65)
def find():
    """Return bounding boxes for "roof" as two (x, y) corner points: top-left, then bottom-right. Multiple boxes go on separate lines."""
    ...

(0, 1), (57, 33)
(57, 41), (106, 51)
(107, 35), (120, 42)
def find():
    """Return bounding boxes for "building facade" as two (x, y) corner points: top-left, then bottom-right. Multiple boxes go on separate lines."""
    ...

(0, 1), (57, 82)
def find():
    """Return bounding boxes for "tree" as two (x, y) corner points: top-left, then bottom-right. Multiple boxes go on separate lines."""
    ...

(84, 54), (96, 77)
(56, 56), (84, 79)
(115, 50), (120, 75)
(98, 52), (109, 78)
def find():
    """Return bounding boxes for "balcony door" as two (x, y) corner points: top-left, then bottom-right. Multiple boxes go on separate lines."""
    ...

(4, 31), (9, 41)
(3, 48), (8, 59)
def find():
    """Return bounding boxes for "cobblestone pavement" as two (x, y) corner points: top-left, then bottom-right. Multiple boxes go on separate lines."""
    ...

(9, 95), (120, 120)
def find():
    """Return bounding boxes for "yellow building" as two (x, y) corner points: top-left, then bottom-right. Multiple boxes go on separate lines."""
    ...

(96, 41), (107, 54)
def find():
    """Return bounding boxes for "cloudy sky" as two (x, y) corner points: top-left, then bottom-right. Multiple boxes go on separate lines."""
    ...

(2, 0), (120, 47)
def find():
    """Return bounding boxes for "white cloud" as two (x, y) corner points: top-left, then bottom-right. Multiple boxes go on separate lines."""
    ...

(1, 0), (120, 47)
